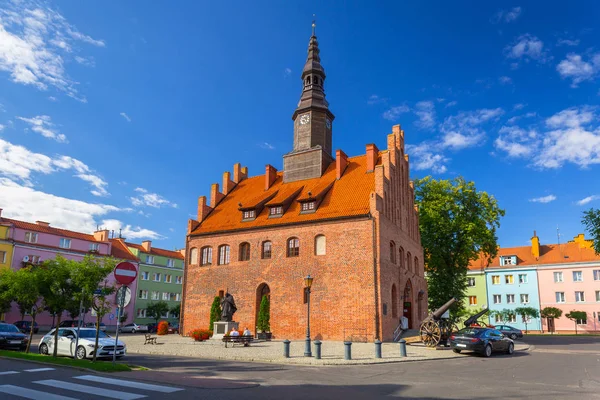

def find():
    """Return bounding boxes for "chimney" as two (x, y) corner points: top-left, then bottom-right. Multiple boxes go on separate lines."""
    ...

(265, 164), (277, 190)
(336, 149), (348, 179)
(233, 163), (248, 184)
(241, 166), (248, 179)
(35, 221), (50, 227)
(210, 183), (225, 208)
(222, 171), (235, 195)
(142, 240), (152, 252)
(366, 144), (379, 172)
(197, 195), (212, 222)
(531, 230), (540, 259)
(93, 229), (109, 242)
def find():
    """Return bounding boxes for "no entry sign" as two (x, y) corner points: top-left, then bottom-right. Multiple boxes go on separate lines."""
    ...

(113, 261), (137, 285)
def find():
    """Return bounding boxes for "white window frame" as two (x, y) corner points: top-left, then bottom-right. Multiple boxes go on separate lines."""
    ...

(520, 293), (529, 304)
(138, 290), (148, 299)
(573, 271), (583, 282)
(28, 255), (41, 263)
(176, 276), (183, 284)
(594, 270), (600, 281)
(146, 255), (155, 264)
(165, 274), (172, 283)
(59, 238), (72, 249)
(468, 296), (477, 305)
(576, 316), (587, 325)
(160, 311), (169, 318)
(554, 271), (563, 283)
(518, 274), (528, 284)
(136, 309), (146, 318)
(575, 291), (585, 302)
(495, 314), (503, 323)
(491, 275), (500, 285)
(167, 259), (174, 268)
(467, 277), (476, 287)
(201, 247), (213, 265)
(141, 271), (149, 280)
(175, 293), (181, 301)
(24, 232), (38, 243)
(151, 291), (159, 300)
(506, 294), (515, 304)
(0, 250), (6, 264)
(153, 273), (161, 282)
(493, 294), (501, 304)
(508, 314), (517, 323)
(555, 292), (565, 303)
(162, 292), (169, 301)
(89, 243), (100, 251)
(522, 315), (531, 323)
(505, 275), (514, 284)
(596, 290), (600, 302)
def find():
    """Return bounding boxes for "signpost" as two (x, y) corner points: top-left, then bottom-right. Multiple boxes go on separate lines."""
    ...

(112, 262), (137, 365)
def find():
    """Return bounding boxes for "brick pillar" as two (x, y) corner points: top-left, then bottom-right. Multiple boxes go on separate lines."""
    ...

(265, 164), (277, 190)
(366, 144), (379, 172)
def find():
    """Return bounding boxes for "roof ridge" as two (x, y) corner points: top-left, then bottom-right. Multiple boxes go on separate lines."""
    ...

(1, 217), (96, 239)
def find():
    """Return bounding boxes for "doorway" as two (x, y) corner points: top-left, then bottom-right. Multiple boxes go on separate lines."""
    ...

(255, 283), (270, 335)
(403, 279), (413, 329)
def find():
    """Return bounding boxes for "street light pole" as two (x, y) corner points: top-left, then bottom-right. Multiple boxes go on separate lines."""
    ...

(304, 274), (313, 357)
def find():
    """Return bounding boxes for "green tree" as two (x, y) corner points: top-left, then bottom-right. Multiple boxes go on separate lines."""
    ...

(147, 301), (169, 324)
(10, 266), (44, 353)
(540, 307), (563, 333)
(514, 306), (540, 333)
(169, 304), (181, 319)
(490, 308), (516, 326)
(208, 296), (222, 330)
(582, 208), (600, 254)
(90, 281), (115, 362)
(256, 295), (270, 332)
(565, 311), (587, 335)
(0, 269), (13, 317)
(415, 176), (505, 317)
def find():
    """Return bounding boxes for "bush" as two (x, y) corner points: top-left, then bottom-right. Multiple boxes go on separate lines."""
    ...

(257, 295), (270, 332)
(188, 329), (213, 341)
(209, 296), (222, 330)
(157, 321), (169, 335)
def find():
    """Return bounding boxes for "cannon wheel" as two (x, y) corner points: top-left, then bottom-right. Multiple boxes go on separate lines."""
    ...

(420, 320), (441, 347)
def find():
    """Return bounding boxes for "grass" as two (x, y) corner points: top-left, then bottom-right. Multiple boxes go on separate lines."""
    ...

(0, 350), (133, 372)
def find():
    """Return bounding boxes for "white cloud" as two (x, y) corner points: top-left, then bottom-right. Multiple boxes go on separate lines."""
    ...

(556, 53), (600, 87)
(440, 108), (504, 149)
(492, 7), (522, 24)
(260, 142), (275, 150)
(414, 101), (436, 129)
(513, 103), (526, 111)
(557, 38), (580, 47)
(48, 96), (57, 102)
(445, 101), (457, 108)
(99, 219), (164, 240)
(74, 55), (95, 67)
(505, 34), (549, 67)
(283, 67), (291, 78)
(367, 95), (388, 105)
(130, 187), (177, 209)
(0, 0), (104, 100)
(499, 76), (512, 85)
(405, 143), (448, 174)
(16, 115), (67, 142)
(507, 112), (537, 124)
(119, 112), (132, 122)
(383, 105), (410, 121)
(576, 195), (600, 206)
(0, 124), (4, 131)
(529, 195), (557, 203)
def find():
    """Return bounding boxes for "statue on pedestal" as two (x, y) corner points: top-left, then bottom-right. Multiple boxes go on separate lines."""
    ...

(221, 292), (237, 322)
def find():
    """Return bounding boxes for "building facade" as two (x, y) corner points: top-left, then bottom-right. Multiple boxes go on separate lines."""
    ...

(181, 28), (427, 341)
(463, 268), (488, 314)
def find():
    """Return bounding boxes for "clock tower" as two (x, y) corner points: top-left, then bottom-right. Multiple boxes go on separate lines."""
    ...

(283, 22), (335, 183)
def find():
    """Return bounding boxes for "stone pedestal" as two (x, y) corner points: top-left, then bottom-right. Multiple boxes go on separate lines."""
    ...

(211, 321), (239, 340)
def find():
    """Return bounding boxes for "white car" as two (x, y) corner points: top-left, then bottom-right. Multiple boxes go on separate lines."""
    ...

(38, 328), (126, 360)
(118, 323), (148, 333)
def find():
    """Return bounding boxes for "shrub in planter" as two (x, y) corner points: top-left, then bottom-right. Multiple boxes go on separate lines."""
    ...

(157, 320), (169, 335)
(257, 295), (270, 333)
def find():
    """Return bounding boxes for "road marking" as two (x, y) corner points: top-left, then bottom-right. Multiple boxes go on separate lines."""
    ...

(24, 368), (56, 372)
(75, 375), (183, 393)
(0, 384), (78, 400)
(34, 379), (146, 399)
(0, 371), (19, 375)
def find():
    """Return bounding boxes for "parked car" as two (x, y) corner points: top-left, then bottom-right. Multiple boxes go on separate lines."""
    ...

(0, 323), (28, 350)
(450, 327), (514, 357)
(38, 328), (126, 360)
(13, 320), (39, 334)
(84, 322), (107, 332)
(168, 322), (179, 334)
(495, 325), (523, 340)
(57, 320), (79, 328)
(119, 323), (148, 334)
(146, 323), (158, 333)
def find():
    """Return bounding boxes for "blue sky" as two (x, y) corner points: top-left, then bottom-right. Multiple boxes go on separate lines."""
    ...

(0, 1), (599, 250)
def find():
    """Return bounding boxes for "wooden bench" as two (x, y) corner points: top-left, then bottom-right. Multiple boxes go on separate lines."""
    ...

(222, 335), (253, 348)
(144, 334), (157, 345)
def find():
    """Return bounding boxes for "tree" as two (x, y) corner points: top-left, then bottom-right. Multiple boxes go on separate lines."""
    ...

(0, 269), (13, 317)
(514, 306), (540, 333)
(565, 311), (587, 335)
(169, 304), (180, 319)
(90, 281), (115, 362)
(208, 296), (221, 330)
(10, 266), (44, 353)
(541, 307), (563, 333)
(415, 176), (505, 317)
(490, 309), (516, 326)
(147, 301), (169, 324)
(256, 295), (270, 332)
(582, 208), (600, 254)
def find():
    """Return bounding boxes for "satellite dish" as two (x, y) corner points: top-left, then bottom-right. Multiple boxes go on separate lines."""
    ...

(22, 256), (30, 262)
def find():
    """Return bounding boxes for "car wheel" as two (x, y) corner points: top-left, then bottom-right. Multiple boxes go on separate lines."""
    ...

(131, 329), (136, 334)
(452, 349), (461, 354)
(506, 343), (514, 355)
(39, 343), (48, 355)
(510, 333), (518, 340)
(483, 344), (492, 357)
(75, 345), (86, 360)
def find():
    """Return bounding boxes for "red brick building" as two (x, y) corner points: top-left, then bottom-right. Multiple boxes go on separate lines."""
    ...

(181, 28), (427, 341)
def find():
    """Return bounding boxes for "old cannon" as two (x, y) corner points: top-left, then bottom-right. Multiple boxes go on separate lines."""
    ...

(464, 307), (492, 328)
(419, 297), (459, 347)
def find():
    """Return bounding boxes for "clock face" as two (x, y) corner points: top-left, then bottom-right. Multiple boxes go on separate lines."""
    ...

(299, 114), (310, 125)
(326, 118), (331, 129)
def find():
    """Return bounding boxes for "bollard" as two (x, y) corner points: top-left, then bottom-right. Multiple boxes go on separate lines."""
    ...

(374, 339), (382, 359)
(399, 339), (407, 357)
(283, 339), (291, 358)
(314, 340), (322, 360)
(344, 341), (352, 360)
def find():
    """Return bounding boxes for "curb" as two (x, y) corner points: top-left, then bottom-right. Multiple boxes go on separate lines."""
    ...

(0, 355), (143, 374)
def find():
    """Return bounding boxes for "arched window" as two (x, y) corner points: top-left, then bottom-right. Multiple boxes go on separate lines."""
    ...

(315, 235), (326, 256)
(200, 246), (212, 266)
(314, 76), (319, 85)
(390, 241), (396, 264)
(287, 237), (300, 257)
(406, 251), (412, 272)
(189, 247), (198, 265)
(239, 242), (250, 261)
(262, 241), (272, 259)
(414, 256), (419, 275)
(399, 247), (405, 269)
(218, 245), (230, 265)
(391, 284), (398, 318)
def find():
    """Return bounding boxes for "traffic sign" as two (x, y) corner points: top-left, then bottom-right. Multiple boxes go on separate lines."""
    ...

(109, 313), (115, 320)
(115, 286), (132, 308)
(113, 262), (137, 285)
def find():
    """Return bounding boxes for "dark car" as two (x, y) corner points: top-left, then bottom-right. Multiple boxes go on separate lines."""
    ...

(495, 325), (523, 340)
(13, 320), (39, 334)
(146, 323), (158, 333)
(450, 327), (514, 357)
(58, 320), (80, 328)
(0, 323), (28, 350)
(168, 322), (179, 334)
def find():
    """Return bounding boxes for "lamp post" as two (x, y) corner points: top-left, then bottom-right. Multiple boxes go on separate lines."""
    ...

(304, 274), (314, 357)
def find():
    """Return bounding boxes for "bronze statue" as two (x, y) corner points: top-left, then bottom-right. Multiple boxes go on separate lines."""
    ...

(221, 292), (237, 322)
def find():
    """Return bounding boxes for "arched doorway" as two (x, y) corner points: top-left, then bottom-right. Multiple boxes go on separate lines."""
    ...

(255, 283), (270, 335)
(403, 280), (413, 329)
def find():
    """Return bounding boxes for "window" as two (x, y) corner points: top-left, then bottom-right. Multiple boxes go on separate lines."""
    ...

(406, 252), (412, 272)
(27, 255), (41, 263)
(576, 315), (587, 325)
(176, 276), (183, 284)
(399, 247), (405, 269)
(520, 294), (529, 304)
(141, 271), (149, 280)
(390, 242), (396, 264)
(239, 242), (251, 261)
(167, 259), (174, 268)
(24, 232), (38, 243)
(164, 274), (172, 283)
(596, 291), (600, 302)
(136, 309), (146, 318)
(175, 293), (181, 301)
(269, 206), (283, 216)
(146, 255), (155, 264)
(506, 294), (515, 304)
(592, 270), (600, 281)
(501, 256), (514, 266)
(518, 274), (528, 284)
(493, 294), (501, 304)
(151, 291), (159, 300)
(0, 251), (5, 264)
(495, 314), (503, 323)
(575, 291), (585, 302)
(162, 292), (169, 301)
(160, 311), (169, 318)
(89, 243), (100, 252)
(467, 278), (476, 287)
(492, 275), (500, 285)
(507, 314), (517, 323)
(138, 290), (148, 299)
(469, 296), (477, 305)
(287, 238), (299, 257)
(554, 271), (563, 283)
(301, 201), (316, 212)
(505, 275), (514, 284)
(573, 271), (583, 282)
(315, 235), (326, 256)
(262, 241), (272, 259)
(169, 293), (177, 301)
(201, 247), (212, 265)
(189, 247), (198, 264)
(522, 315), (531, 323)
(555, 292), (565, 303)
(243, 210), (256, 219)
(153, 273), (161, 282)
(59, 238), (71, 249)
(218, 245), (230, 265)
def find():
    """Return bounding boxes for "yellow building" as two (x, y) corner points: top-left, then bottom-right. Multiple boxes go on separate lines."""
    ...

(0, 221), (12, 270)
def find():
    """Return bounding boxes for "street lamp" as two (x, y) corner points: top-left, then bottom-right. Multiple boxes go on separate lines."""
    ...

(304, 274), (314, 357)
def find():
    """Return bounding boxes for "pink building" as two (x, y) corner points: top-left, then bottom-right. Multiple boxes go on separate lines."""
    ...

(0, 214), (139, 330)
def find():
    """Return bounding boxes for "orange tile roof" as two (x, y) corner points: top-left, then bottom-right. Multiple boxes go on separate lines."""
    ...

(110, 239), (139, 261)
(1, 217), (97, 241)
(125, 242), (184, 260)
(191, 154), (375, 235)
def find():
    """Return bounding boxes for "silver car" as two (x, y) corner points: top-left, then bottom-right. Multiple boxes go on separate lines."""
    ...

(118, 323), (148, 333)
(38, 328), (126, 359)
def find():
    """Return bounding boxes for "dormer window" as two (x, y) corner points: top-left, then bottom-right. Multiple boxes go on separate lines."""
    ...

(301, 201), (316, 213)
(500, 256), (517, 266)
(269, 206), (283, 216)
(242, 210), (256, 220)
